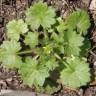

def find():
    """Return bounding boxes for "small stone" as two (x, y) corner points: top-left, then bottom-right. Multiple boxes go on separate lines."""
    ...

(94, 61), (96, 66)
(89, 0), (96, 10)
(6, 78), (12, 82)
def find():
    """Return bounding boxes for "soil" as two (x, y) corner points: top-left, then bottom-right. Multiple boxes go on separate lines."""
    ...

(0, 0), (96, 96)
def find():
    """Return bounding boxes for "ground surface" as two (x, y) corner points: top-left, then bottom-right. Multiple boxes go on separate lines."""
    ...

(0, 0), (96, 96)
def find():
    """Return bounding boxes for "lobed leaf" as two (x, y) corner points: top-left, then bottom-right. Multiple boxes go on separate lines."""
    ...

(60, 57), (90, 88)
(45, 57), (58, 71)
(26, 1), (56, 29)
(0, 40), (22, 68)
(65, 10), (90, 35)
(19, 57), (49, 86)
(7, 19), (28, 41)
(56, 17), (66, 33)
(64, 31), (84, 56)
(24, 32), (38, 48)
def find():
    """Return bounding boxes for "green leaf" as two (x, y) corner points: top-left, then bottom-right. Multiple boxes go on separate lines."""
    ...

(80, 38), (91, 56)
(1, 55), (22, 68)
(56, 17), (66, 33)
(24, 32), (38, 48)
(51, 32), (64, 44)
(64, 31), (84, 56)
(43, 44), (53, 54)
(26, 1), (56, 29)
(37, 79), (60, 94)
(7, 19), (28, 41)
(45, 58), (58, 71)
(0, 40), (22, 68)
(60, 57), (90, 88)
(19, 57), (49, 86)
(65, 10), (90, 35)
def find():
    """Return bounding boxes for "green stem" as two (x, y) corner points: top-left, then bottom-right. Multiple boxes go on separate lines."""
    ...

(88, 45), (96, 55)
(54, 53), (61, 60)
(63, 62), (69, 68)
(90, 45), (96, 51)
(54, 53), (71, 69)
(44, 29), (49, 41)
(17, 50), (33, 55)
(90, 51), (96, 57)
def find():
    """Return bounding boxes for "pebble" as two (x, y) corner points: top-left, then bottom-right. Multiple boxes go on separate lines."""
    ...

(89, 0), (96, 10)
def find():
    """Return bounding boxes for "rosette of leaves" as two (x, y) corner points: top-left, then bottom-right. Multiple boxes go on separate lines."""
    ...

(0, 1), (91, 91)
(7, 19), (28, 41)
(60, 56), (90, 88)
(26, 1), (56, 29)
